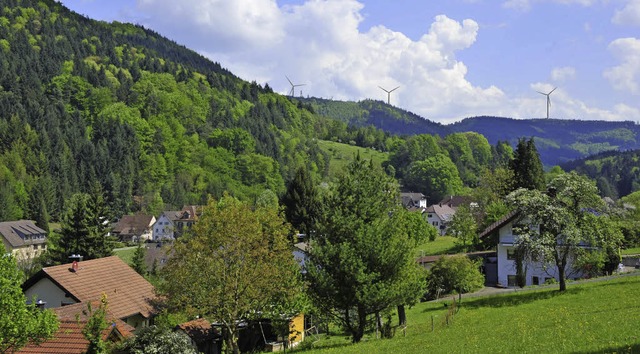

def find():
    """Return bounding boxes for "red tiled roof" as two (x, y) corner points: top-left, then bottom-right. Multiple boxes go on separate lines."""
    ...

(17, 321), (88, 354)
(26, 256), (156, 320)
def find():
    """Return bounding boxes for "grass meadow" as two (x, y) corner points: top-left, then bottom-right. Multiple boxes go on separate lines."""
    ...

(317, 140), (389, 180)
(414, 236), (460, 257)
(298, 274), (640, 354)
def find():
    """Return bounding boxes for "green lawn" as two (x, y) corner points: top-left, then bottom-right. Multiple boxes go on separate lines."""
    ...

(299, 274), (640, 353)
(113, 246), (137, 265)
(622, 247), (640, 255)
(414, 236), (460, 257)
(317, 140), (388, 180)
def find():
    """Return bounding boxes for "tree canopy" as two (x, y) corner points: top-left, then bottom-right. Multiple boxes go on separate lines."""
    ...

(0, 243), (59, 354)
(306, 156), (428, 343)
(507, 172), (623, 291)
(160, 195), (302, 354)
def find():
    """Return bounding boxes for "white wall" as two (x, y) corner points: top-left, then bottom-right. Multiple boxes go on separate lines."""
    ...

(497, 221), (584, 287)
(24, 278), (78, 308)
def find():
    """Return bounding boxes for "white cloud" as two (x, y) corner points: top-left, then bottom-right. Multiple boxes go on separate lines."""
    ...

(503, 0), (601, 11)
(612, 0), (640, 26)
(125, 0), (636, 123)
(603, 37), (640, 94)
(551, 66), (576, 82)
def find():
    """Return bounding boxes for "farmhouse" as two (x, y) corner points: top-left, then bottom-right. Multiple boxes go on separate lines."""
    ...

(400, 192), (428, 210)
(152, 205), (201, 241)
(425, 204), (456, 236)
(479, 212), (585, 287)
(112, 214), (156, 242)
(0, 220), (47, 261)
(22, 256), (156, 330)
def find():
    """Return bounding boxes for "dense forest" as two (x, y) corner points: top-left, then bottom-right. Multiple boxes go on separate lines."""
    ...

(304, 97), (640, 166)
(1, 0), (639, 229)
(560, 149), (640, 199)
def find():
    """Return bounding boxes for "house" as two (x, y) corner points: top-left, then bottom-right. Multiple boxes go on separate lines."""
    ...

(22, 256), (156, 330)
(175, 318), (222, 354)
(0, 220), (47, 261)
(152, 205), (201, 241)
(112, 214), (156, 243)
(400, 192), (428, 210)
(17, 302), (134, 354)
(478, 211), (585, 287)
(425, 204), (456, 236)
(438, 195), (473, 209)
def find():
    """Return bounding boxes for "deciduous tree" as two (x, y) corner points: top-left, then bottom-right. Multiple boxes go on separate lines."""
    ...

(160, 196), (301, 354)
(507, 172), (623, 291)
(0, 243), (58, 354)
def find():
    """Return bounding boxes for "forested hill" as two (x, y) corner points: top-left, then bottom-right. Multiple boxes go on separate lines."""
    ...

(559, 149), (640, 199)
(450, 117), (640, 166)
(304, 96), (640, 166)
(0, 0), (349, 222)
(300, 97), (451, 137)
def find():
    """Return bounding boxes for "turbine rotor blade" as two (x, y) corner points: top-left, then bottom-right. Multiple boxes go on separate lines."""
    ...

(390, 86), (400, 92)
(378, 86), (390, 93)
(549, 87), (557, 95)
(286, 76), (293, 86)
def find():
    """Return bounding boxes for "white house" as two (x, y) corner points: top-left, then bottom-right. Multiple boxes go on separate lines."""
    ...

(152, 206), (200, 241)
(478, 212), (585, 287)
(425, 204), (456, 236)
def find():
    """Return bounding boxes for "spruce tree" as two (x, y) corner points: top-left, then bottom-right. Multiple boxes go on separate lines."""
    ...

(509, 138), (545, 191)
(281, 167), (319, 237)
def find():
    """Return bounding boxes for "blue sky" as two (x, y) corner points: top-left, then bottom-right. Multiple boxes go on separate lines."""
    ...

(59, 0), (640, 123)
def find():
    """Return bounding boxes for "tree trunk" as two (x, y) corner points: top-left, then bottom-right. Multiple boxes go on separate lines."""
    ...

(397, 305), (406, 326)
(223, 326), (240, 354)
(558, 259), (567, 292)
(353, 304), (367, 343)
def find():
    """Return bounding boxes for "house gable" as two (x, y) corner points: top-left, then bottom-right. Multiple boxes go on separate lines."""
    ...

(22, 256), (156, 323)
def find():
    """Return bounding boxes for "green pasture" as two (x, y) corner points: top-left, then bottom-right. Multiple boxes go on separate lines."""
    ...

(414, 236), (460, 257)
(299, 274), (640, 353)
(317, 140), (389, 180)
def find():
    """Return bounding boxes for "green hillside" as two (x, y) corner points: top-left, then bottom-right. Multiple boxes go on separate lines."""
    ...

(317, 140), (388, 179)
(302, 275), (640, 353)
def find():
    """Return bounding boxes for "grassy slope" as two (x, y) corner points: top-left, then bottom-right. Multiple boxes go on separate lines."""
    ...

(414, 236), (460, 257)
(317, 140), (388, 180)
(622, 247), (640, 256)
(302, 275), (640, 354)
(113, 246), (136, 265)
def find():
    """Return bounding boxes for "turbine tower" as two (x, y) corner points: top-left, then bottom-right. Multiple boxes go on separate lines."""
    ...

(379, 85), (400, 105)
(536, 87), (557, 119)
(286, 76), (305, 97)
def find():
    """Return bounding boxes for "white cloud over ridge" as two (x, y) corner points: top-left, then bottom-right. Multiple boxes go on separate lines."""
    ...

(604, 37), (640, 94)
(132, 0), (634, 123)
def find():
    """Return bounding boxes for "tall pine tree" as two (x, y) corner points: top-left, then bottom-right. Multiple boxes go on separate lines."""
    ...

(509, 138), (545, 191)
(281, 167), (320, 237)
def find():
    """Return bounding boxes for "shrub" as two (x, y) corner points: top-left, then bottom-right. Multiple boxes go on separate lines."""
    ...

(425, 255), (484, 300)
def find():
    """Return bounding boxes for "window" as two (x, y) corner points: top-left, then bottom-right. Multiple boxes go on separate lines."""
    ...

(507, 248), (516, 260)
(507, 275), (517, 287)
(532, 276), (539, 285)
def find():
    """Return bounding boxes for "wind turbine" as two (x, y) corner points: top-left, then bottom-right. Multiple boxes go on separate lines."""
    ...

(286, 76), (305, 97)
(536, 87), (557, 119)
(378, 85), (400, 105)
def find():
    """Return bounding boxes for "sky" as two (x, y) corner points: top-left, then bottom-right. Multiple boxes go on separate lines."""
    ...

(59, 0), (640, 124)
